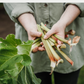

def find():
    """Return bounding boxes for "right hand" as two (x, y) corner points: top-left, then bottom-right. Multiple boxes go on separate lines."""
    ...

(27, 24), (41, 40)
(27, 24), (45, 53)
(18, 13), (45, 52)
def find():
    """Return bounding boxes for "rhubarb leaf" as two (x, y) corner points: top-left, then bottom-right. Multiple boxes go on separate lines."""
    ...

(0, 34), (41, 84)
(18, 66), (41, 84)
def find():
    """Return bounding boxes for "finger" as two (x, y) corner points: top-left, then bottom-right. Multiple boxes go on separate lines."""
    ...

(57, 40), (62, 45)
(29, 36), (36, 40)
(32, 46), (38, 53)
(56, 34), (64, 44)
(44, 29), (55, 39)
(51, 35), (58, 41)
(40, 42), (43, 45)
(40, 42), (45, 48)
(42, 45), (45, 48)
(38, 47), (45, 51)
(31, 31), (42, 38)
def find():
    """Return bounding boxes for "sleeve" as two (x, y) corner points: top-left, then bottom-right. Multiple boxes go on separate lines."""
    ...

(64, 3), (84, 17)
(3, 3), (34, 23)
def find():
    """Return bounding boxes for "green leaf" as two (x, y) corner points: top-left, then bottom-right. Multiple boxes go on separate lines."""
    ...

(0, 34), (41, 84)
(18, 66), (41, 84)
(6, 34), (22, 47)
(21, 55), (31, 66)
(0, 34), (34, 83)
(5, 63), (23, 77)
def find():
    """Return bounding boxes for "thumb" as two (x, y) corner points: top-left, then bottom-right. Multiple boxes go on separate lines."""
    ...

(31, 31), (42, 37)
(44, 30), (55, 39)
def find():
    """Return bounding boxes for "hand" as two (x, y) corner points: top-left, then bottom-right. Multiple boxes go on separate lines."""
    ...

(44, 4), (80, 44)
(32, 41), (45, 53)
(27, 24), (45, 52)
(27, 24), (41, 40)
(18, 13), (45, 52)
(44, 20), (66, 44)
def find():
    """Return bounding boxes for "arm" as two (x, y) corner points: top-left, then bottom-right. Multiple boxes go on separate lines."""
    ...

(18, 13), (42, 40)
(4, 3), (45, 52)
(18, 13), (45, 52)
(44, 4), (81, 42)
(59, 4), (80, 27)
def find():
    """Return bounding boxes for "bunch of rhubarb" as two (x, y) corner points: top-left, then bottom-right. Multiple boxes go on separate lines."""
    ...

(31, 23), (80, 74)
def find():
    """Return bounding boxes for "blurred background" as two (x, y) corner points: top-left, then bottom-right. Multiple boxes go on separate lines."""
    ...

(0, 3), (15, 38)
(0, 3), (84, 84)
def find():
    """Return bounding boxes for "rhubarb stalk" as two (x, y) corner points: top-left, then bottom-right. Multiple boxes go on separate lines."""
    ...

(31, 23), (80, 74)
(37, 25), (63, 74)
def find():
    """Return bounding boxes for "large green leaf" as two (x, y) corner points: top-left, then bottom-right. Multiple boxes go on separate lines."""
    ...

(18, 66), (41, 84)
(0, 34), (41, 84)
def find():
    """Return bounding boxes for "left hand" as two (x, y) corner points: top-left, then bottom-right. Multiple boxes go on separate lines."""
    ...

(44, 20), (66, 44)
(44, 4), (81, 44)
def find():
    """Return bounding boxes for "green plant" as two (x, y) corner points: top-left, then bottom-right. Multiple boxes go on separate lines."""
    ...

(0, 34), (41, 84)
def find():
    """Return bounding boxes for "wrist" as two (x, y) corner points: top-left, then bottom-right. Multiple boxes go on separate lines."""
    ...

(18, 13), (36, 32)
(26, 24), (37, 33)
(59, 4), (80, 27)
(57, 19), (67, 30)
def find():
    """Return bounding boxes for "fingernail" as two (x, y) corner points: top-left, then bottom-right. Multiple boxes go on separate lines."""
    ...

(44, 35), (47, 39)
(57, 40), (61, 45)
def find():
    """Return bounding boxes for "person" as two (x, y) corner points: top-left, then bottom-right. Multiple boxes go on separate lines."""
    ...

(3, 3), (84, 84)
